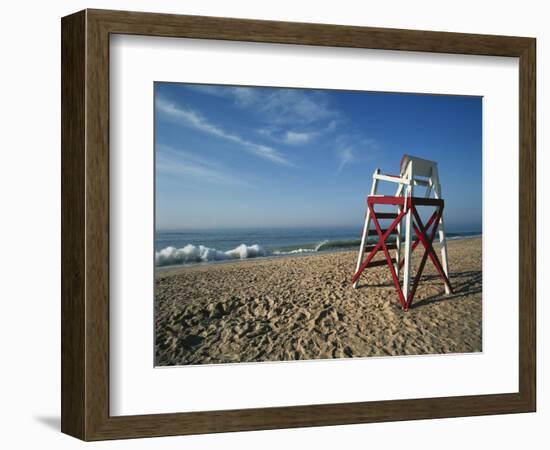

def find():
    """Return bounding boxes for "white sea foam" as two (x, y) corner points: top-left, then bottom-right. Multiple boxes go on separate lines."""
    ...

(156, 239), (331, 266)
(273, 248), (316, 255)
(272, 240), (330, 255)
(155, 243), (267, 266)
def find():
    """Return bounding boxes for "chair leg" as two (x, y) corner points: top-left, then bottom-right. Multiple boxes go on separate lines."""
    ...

(433, 180), (450, 294)
(402, 205), (413, 300)
(394, 205), (402, 276)
(353, 169), (380, 288)
(353, 209), (372, 289)
(402, 168), (414, 299)
(438, 214), (451, 294)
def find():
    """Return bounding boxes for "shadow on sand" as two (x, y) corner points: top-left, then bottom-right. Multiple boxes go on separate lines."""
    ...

(354, 270), (482, 310)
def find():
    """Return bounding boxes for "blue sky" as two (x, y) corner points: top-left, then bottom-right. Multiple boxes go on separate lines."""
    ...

(155, 83), (482, 232)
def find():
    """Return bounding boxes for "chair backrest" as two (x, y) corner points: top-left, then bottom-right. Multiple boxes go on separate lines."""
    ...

(370, 154), (441, 200)
(400, 154), (437, 179)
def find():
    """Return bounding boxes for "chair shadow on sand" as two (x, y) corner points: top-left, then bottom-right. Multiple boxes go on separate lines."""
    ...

(355, 270), (482, 310)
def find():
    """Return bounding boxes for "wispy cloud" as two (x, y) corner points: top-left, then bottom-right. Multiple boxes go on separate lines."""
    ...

(186, 85), (258, 107)
(326, 120), (338, 132)
(337, 147), (355, 173)
(336, 137), (380, 173)
(260, 89), (338, 125)
(156, 97), (295, 167)
(184, 85), (340, 149)
(284, 131), (317, 145)
(229, 87), (257, 107)
(156, 144), (253, 187)
(258, 120), (338, 146)
(187, 85), (338, 125)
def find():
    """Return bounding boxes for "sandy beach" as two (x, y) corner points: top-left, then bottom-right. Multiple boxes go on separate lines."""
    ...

(155, 237), (482, 366)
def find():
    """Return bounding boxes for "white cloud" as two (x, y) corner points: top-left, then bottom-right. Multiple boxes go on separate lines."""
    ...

(256, 127), (275, 139)
(337, 147), (355, 173)
(157, 98), (224, 136)
(284, 131), (317, 145)
(156, 97), (295, 167)
(327, 120), (338, 132)
(335, 136), (380, 173)
(228, 87), (257, 107)
(156, 145), (253, 187)
(260, 89), (338, 124)
(259, 120), (337, 146)
(186, 84), (258, 107)
(186, 84), (338, 125)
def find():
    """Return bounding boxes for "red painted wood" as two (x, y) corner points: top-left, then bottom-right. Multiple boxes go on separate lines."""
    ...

(368, 203), (408, 310)
(411, 208), (453, 294)
(398, 210), (439, 270)
(406, 209), (444, 308)
(351, 208), (406, 284)
(353, 195), (451, 310)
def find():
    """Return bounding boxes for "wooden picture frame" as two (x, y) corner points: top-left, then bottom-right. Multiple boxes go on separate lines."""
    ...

(61, 9), (536, 441)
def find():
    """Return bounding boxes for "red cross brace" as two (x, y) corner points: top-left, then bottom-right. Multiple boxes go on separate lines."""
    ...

(351, 196), (453, 311)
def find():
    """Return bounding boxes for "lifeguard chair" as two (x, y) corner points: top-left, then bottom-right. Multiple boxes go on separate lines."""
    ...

(352, 155), (452, 310)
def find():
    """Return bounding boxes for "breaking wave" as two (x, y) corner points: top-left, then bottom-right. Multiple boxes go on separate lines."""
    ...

(155, 238), (362, 267)
(154, 230), (481, 268)
(155, 243), (267, 266)
(272, 239), (330, 255)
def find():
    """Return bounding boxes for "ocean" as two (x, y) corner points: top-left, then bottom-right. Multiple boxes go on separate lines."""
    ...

(155, 227), (481, 268)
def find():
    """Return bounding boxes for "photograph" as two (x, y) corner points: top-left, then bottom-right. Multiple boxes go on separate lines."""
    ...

(153, 82), (483, 366)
